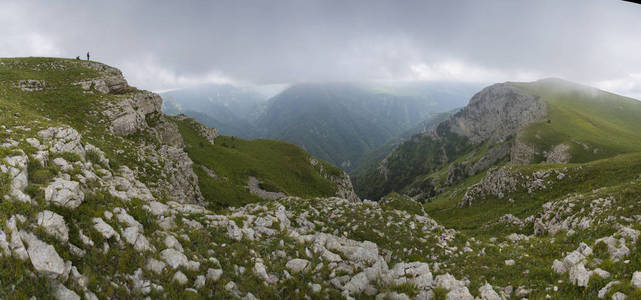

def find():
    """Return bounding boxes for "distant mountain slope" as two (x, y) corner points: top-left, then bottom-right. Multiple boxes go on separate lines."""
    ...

(255, 82), (479, 170)
(160, 83), (281, 138)
(354, 78), (641, 201)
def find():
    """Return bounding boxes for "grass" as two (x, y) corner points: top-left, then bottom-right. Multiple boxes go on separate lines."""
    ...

(174, 117), (341, 209)
(512, 78), (641, 163)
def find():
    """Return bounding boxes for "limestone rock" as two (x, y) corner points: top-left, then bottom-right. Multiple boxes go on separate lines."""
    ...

(36, 210), (69, 242)
(92, 218), (119, 240)
(146, 258), (167, 275)
(160, 248), (189, 269)
(45, 179), (84, 209)
(478, 283), (501, 300)
(444, 82), (547, 144)
(632, 272), (641, 289)
(173, 271), (188, 285)
(52, 282), (81, 300)
(546, 144), (571, 164)
(4, 154), (30, 202)
(207, 268), (223, 282)
(21, 232), (66, 278)
(286, 258), (311, 273)
(122, 226), (152, 252)
(38, 127), (85, 156)
(102, 91), (162, 136)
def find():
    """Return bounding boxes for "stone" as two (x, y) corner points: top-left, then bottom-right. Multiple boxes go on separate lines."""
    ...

(36, 210), (69, 242)
(146, 258), (167, 275)
(505, 259), (515, 266)
(114, 208), (143, 229)
(611, 292), (627, 300)
(434, 274), (465, 290)
(53, 157), (72, 171)
(122, 226), (152, 252)
(569, 263), (590, 287)
(38, 127), (85, 156)
(21, 232), (65, 278)
(52, 282), (81, 300)
(632, 271), (641, 289)
(173, 271), (188, 285)
(478, 283), (501, 300)
(4, 154), (31, 202)
(8, 217), (28, 260)
(194, 275), (206, 289)
(446, 286), (474, 300)
(147, 201), (169, 216)
(344, 271), (369, 294)
(598, 281), (620, 299)
(92, 218), (119, 240)
(286, 258), (311, 273)
(160, 248), (189, 269)
(207, 268), (223, 282)
(45, 179), (84, 208)
(164, 235), (184, 252)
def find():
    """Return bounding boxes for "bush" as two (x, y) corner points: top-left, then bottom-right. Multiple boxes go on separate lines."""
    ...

(30, 169), (54, 185)
(86, 150), (101, 165)
(259, 182), (281, 193)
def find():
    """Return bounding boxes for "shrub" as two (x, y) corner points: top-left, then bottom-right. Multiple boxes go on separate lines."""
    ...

(86, 150), (101, 165)
(30, 169), (54, 185)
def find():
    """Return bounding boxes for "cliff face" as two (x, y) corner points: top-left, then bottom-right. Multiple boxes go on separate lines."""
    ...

(441, 83), (547, 144)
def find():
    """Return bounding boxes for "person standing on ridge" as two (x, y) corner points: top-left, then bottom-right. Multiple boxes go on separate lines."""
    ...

(86, 52), (90, 61)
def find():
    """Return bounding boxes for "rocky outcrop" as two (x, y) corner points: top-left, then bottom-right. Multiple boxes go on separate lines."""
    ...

(157, 145), (203, 204)
(45, 178), (85, 209)
(102, 91), (163, 136)
(441, 83), (547, 144)
(445, 143), (511, 185)
(175, 115), (219, 144)
(14, 80), (45, 92)
(309, 158), (360, 202)
(3, 153), (30, 202)
(546, 144), (571, 164)
(459, 166), (567, 207)
(247, 176), (286, 199)
(510, 137), (537, 165)
(74, 62), (129, 94)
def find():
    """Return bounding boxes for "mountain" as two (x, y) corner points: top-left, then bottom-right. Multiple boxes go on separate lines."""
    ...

(160, 83), (284, 137)
(354, 78), (641, 201)
(255, 82), (479, 171)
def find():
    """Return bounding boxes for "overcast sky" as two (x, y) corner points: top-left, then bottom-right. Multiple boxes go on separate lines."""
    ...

(1, 0), (640, 98)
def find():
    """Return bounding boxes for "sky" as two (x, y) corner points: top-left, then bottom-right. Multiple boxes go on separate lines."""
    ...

(0, 0), (640, 98)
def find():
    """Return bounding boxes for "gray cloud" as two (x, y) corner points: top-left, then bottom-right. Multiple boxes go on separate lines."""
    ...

(0, 0), (640, 98)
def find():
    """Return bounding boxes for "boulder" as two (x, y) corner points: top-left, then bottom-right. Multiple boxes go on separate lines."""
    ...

(160, 248), (189, 269)
(446, 286), (474, 300)
(36, 210), (69, 242)
(286, 258), (311, 273)
(21, 232), (65, 278)
(478, 283), (501, 300)
(45, 179), (84, 209)
(122, 226), (152, 252)
(632, 272), (641, 289)
(173, 271), (188, 285)
(569, 263), (590, 287)
(92, 218), (119, 240)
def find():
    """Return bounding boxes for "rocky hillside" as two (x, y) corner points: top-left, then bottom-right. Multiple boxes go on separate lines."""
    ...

(354, 79), (641, 202)
(3, 58), (641, 300)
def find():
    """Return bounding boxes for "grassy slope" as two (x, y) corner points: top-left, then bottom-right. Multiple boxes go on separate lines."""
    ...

(511, 78), (641, 163)
(174, 117), (341, 209)
(422, 152), (641, 299)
